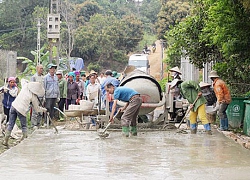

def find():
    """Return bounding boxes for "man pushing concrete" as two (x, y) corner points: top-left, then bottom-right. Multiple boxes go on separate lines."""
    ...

(171, 79), (212, 135)
(105, 83), (142, 137)
(2, 80), (47, 147)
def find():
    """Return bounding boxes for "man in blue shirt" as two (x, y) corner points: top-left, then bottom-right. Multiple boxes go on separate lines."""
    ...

(43, 64), (60, 125)
(105, 83), (142, 137)
(101, 70), (120, 99)
(101, 70), (120, 110)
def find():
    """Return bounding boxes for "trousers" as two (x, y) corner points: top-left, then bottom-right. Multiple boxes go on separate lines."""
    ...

(121, 97), (142, 127)
(189, 104), (209, 125)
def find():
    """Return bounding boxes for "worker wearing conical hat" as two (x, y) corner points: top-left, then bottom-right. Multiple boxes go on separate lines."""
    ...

(169, 66), (182, 80)
(199, 82), (217, 106)
(167, 67), (182, 121)
(171, 80), (212, 135)
(209, 70), (231, 131)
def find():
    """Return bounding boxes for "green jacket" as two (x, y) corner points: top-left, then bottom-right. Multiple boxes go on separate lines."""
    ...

(58, 78), (67, 98)
(180, 80), (207, 112)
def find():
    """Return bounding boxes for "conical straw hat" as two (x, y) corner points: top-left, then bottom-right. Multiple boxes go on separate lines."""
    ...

(199, 82), (211, 88)
(169, 66), (182, 74)
(90, 70), (98, 74)
(208, 70), (219, 78)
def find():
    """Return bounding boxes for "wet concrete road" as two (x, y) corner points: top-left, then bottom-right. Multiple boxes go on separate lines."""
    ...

(0, 128), (250, 180)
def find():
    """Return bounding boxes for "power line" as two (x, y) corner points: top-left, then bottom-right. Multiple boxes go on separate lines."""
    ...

(0, 27), (25, 33)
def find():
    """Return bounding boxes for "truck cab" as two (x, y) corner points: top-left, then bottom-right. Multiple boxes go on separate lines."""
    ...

(128, 54), (150, 74)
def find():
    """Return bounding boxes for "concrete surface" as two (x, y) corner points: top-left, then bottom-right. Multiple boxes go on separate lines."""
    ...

(0, 128), (250, 180)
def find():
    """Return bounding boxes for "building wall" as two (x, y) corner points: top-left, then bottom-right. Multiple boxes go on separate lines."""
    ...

(0, 50), (17, 114)
(0, 50), (17, 85)
(180, 55), (199, 82)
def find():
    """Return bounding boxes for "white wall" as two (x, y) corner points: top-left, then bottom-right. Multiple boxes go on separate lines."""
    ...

(202, 62), (214, 84)
(180, 55), (199, 82)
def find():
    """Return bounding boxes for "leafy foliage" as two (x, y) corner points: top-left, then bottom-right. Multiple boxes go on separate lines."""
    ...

(156, 0), (190, 40)
(87, 62), (100, 73)
(0, 1), (49, 59)
(166, 0), (250, 96)
(74, 13), (143, 68)
(18, 45), (50, 77)
(0, 0), (161, 72)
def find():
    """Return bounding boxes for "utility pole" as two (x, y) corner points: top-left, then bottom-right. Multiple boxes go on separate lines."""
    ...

(37, 18), (41, 65)
(160, 39), (166, 80)
(47, 0), (60, 64)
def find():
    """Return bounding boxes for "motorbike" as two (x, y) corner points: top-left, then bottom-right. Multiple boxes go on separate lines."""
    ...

(165, 82), (189, 123)
(168, 98), (189, 123)
(152, 45), (156, 53)
(142, 48), (151, 55)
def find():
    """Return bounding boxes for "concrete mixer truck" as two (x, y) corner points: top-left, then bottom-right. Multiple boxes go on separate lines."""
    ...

(102, 65), (167, 127)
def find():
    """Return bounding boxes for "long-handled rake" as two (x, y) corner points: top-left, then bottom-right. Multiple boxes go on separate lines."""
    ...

(177, 96), (199, 129)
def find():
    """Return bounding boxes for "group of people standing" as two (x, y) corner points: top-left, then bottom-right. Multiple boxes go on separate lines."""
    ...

(32, 64), (123, 127)
(0, 63), (126, 146)
(169, 67), (231, 134)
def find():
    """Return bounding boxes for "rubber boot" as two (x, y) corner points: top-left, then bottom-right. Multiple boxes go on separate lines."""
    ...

(186, 120), (190, 129)
(20, 132), (28, 141)
(219, 119), (226, 131)
(122, 126), (129, 137)
(190, 123), (197, 134)
(2, 130), (11, 147)
(204, 123), (212, 135)
(130, 126), (137, 136)
(16, 131), (28, 144)
(58, 114), (64, 121)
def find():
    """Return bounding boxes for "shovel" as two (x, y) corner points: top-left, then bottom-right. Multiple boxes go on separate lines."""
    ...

(177, 96), (199, 129)
(36, 96), (58, 134)
(98, 109), (120, 138)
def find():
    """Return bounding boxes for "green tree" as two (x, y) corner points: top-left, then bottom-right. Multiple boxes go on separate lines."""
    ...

(203, 0), (250, 95)
(17, 45), (50, 78)
(75, 1), (101, 25)
(156, 0), (190, 40)
(74, 13), (143, 68)
(166, 0), (250, 95)
(0, 0), (49, 58)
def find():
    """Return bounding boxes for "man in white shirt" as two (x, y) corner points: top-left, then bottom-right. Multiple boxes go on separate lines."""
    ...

(98, 72), (106, 85)
(86, 74), (101, 126)
(86, 74), (101, 101)
(30, 64), (44, 129)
